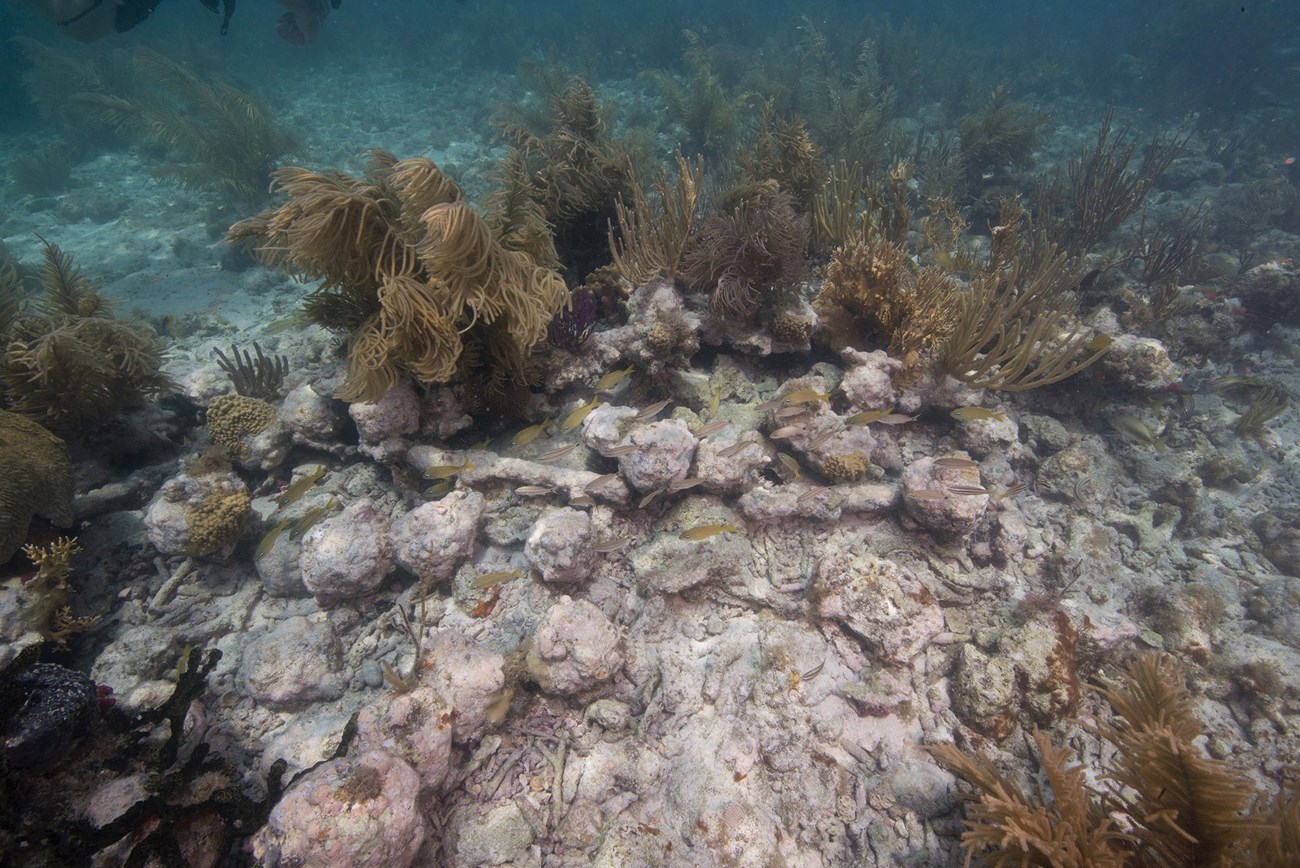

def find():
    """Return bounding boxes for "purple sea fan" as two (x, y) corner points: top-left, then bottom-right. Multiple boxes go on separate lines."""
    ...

(548, 289), (599, 351)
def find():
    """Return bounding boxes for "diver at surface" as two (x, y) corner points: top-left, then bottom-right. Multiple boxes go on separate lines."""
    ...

(18, 0), (337, 44)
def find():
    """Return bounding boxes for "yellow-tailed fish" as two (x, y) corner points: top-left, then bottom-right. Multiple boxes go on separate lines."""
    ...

(679, 522), (739, 541)
(537, 443), (579, 461)
(290, 497), (337, 539)
(594, 534), (632, 553)
(951, 407), (1007, 423)
(797, 485), (831, 503)
(596, 365), (635, 391)
(426, 459), (474, 479)
(807, 428), (837, 449)
(424, 479), (453, 499)
(996, 481), (1028, 501)
(276, 465), (326, 507)
(638, 489), (665, 508)
(564, 399), (602, 431)
(1110, 414), (1167, 450)
(707, 387), (721, 420)
(1087, 333), (1114, 352)
(933, 457), (979, 469)
(584, 473), (618, 492)
(472, 568), (524, 590)
(777, 453), (801, 478)
(693, 420), (730, 438)
(514, 418), (551, 447)
(635, 398), (672, 421)
(781, 388), (831, 405)
(255, 517), (294, 559)
(264, 316), (302, 335)
(845, 409), (892, 427)
(718, 441), (752, 458)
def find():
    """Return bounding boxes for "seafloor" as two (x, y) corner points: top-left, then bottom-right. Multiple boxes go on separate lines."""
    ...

(1, 25), (1299, 868)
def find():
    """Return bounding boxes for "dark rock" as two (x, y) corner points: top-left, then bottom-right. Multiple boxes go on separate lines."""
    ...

(3, 663), (97, 771)
(1253, 508), (1300, 577)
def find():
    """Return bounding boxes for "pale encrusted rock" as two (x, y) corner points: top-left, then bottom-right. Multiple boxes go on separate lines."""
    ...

(280, 382), (344, 447)
(1037, 440), (1114, 504)
(579, 403), (640, 454)
(901, 457), (988, 538)
(354, 685), (453, 797)
(630, 526), (750, 594)
(390, 490), (485, 582)
(350, 380), (420, 461)
(253, 517), (308, 597)
(994, 510), (1029, 564)
(300, 498), (394, 603)
(839, 348), (900, 410)
(1000, 616), (1083, 725)
(950, 642), (1017, 740)
(618, 418), (697, 493)
(1097, 334), (1183, 391)
(814, 552), (944, 665)
(241, 615), (347, 709)
(422, 631), (505, 745)
(250, 750), (425, 868)
(240, 417), (292, 472)
(694, 432), (768, 495)
(447, 802), (534, 867)
(418, 385), (473, 441)
(951, 411), (1018, 457)
(526, 596), (623, 694)
(524, 506), (595, 584)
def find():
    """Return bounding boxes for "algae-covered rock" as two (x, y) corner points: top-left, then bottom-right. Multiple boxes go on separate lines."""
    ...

(300, 498), (394, 602)
(250, 750), (426, 868)
(526, 596), (623, 694)
(815, 552), (944, 665)
(524, 506), (595, 584)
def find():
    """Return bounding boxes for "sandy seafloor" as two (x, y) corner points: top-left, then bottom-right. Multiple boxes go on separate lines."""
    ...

(2, 44), (1300, 867)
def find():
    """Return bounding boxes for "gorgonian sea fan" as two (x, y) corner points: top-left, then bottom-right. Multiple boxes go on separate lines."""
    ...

(547, 289), (598, 351)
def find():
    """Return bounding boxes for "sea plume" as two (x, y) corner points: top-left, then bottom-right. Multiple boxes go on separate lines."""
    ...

(230, 151), (567, 404)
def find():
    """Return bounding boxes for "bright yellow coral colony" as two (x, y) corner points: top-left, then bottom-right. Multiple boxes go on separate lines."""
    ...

(205, 394), (276, 458)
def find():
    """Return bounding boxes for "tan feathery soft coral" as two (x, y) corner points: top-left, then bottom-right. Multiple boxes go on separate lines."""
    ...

(230, 151), (567, 404)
